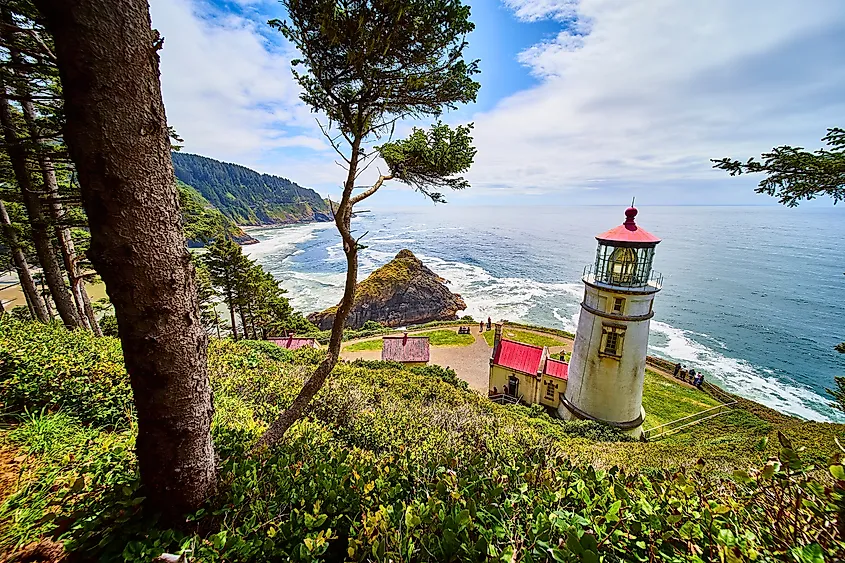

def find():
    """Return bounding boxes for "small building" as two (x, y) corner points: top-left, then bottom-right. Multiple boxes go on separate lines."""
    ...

(488, 324), (568, 407)
(382, 333), (430, 366)
(267, 335), (319, 350)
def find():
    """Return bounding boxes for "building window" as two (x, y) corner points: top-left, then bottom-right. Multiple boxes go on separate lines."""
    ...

(545, 381), (555, 399)
(612, 297), (625, 314)
(601, 325), (626, 357)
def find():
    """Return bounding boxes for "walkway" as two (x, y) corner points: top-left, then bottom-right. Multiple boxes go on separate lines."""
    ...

(340, 326), (493, 392)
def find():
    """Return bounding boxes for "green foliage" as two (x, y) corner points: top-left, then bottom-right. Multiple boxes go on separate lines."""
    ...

(713, 127), (845, 206)
(177, 180), (254, 246)
(378, 122), (476, 202)
(203, 237), (312, 339)
(826, 375), (845, 414)
(272, 0), (479, 138)
(306, 320), (392, 345)
(172, 152), (331, 225)
(99, 313), (118, 337)
(0, 318), (131, 428)
(3, 321), (845, 561)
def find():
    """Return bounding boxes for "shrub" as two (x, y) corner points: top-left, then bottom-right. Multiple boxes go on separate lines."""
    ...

(0, 318), (131, 428)
(99, 314), (119, 337)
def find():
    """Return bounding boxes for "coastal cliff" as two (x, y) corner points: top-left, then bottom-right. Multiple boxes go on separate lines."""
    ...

(308, 249), (467, 330)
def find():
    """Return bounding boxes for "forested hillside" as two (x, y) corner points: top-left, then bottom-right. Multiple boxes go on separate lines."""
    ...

(177, 180), (257, 246)
(172, 152), (332, 225)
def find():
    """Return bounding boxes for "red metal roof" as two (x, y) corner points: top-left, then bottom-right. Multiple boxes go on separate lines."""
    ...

(382, 335), (430, 363)
(268, 336), (317, 350)
(493, 339), (544, 375)
(543, 358), (569, 380)
(595, 207), (661, 244)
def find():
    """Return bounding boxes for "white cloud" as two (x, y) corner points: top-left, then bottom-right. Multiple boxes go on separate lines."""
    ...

(149, 0), (325, 162)
(468, 0), (845, 201)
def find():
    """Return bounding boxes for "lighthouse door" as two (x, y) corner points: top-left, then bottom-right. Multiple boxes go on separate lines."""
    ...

(507, 375), (519, 398)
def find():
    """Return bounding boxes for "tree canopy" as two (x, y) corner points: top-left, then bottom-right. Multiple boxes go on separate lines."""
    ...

(712, 128), (845, 207)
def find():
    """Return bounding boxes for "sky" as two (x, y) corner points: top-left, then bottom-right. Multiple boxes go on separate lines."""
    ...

(149, 0), (845, 207)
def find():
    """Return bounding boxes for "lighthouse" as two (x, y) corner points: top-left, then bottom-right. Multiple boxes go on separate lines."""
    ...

(558, 207), (662, 438)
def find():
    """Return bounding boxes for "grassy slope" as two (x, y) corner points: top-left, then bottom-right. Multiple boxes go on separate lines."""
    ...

(344, 330), (475, 351)
(642, 369), (721, 429)
(2, 321), (844, 560)
(482, 328), (565, 348)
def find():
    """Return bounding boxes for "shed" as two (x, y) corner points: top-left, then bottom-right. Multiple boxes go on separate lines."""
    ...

(382, 334), (430, 366)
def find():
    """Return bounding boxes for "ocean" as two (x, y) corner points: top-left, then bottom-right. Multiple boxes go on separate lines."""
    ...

(244, 205), (845, 423)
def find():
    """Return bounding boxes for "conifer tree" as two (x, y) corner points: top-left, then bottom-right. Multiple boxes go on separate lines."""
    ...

(256, 0), (479, 450)
(34, 0), (217, 518)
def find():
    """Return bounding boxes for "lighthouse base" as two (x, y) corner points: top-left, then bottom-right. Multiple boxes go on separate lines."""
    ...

(557, 397), (646, 439)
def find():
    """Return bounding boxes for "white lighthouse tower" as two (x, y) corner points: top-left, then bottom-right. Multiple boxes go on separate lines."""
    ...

(558, 206), (662, 438)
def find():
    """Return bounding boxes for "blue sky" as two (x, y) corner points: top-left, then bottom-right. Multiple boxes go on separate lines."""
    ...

(150, 0), (845, 207)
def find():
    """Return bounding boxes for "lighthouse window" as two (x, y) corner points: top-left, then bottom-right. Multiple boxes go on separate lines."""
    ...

(608, 247), (637, 284)
(545, 381), (556, 399)
(600, 325), (625, 357)
(612, 297), (625, 314)
(604, 332), (620, 355)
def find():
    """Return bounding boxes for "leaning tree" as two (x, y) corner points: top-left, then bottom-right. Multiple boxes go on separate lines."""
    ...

(255, 0), (480, 449)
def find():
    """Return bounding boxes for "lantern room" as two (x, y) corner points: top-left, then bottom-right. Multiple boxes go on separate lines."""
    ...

(586, 207), (662, 290)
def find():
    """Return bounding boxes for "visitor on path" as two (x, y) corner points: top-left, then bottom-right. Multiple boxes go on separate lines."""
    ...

(480, 321), (484, 333)
(673, 363), (681, 377)
(688, 368), (696, 385)
(491, 387), (498, 396)
(487, 317), (492, 331)
(695, 373), (704, 388)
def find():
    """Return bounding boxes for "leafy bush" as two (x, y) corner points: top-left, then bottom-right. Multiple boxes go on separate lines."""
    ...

(409, 364), (469, 391)
(99, 313), (119, 337)
(0, 318), (131, 428)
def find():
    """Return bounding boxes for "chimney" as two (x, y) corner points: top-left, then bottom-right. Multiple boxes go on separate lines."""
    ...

(493, 323), (503, 357)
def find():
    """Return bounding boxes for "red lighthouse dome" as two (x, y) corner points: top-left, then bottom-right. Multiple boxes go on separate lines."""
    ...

(595, 207), (661, 245)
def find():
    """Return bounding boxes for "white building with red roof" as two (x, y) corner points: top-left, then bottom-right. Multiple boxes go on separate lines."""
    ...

(488, 324), (569, 409)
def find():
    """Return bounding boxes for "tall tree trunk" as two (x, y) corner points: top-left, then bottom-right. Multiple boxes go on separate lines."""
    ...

(0, 90), (82, 329)
(226, 286), (238, 340)
(35, 0), (216, 518)
(0, 199), (50, 321)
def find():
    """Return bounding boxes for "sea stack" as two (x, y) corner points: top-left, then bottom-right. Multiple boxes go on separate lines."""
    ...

(308, 249), (466, 330)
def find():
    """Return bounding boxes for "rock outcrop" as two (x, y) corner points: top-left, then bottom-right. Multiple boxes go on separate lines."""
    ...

(308, 249), (467, 330)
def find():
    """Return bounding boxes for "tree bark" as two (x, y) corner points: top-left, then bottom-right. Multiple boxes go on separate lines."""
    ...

(0, 199), (49, 321)
(0, 89), (82, 329)
(34, 0), (216, 518)
(226, 286), (238, 340)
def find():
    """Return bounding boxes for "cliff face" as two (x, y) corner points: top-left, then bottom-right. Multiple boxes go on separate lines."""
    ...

(308, 249), (467, 330)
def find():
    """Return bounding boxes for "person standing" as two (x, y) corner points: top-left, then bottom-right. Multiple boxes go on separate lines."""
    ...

(487, 316), (492, 331)
(673, 363), (681, 377)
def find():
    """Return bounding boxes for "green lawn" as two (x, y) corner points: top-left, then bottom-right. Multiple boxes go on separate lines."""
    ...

(415, 329), (474, 347)
(641, 370), (721, 430)
(344, 339), (383, 351)
(483, 328), (566, 348)
(344, 329), (474, 352)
